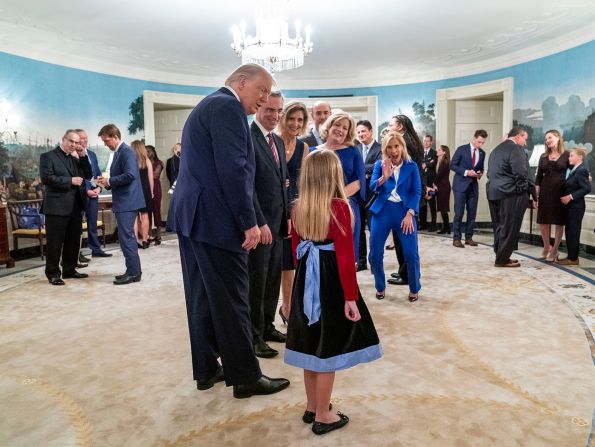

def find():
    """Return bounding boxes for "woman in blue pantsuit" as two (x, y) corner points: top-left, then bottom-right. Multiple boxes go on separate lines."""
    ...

(368, 131), (422, 302)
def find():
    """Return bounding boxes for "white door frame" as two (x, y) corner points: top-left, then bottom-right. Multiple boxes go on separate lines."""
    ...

(435, 77), (514, 151)
(143, 90), (205, 146)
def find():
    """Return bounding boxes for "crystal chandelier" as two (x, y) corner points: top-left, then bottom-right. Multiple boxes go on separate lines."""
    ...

(230, 0), (313, 73)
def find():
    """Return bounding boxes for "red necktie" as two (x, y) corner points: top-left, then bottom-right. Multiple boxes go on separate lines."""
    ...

(472, 148), (476, 167)
(268, 133), (280, 167)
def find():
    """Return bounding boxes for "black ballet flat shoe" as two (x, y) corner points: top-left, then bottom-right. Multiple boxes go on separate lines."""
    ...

(302, 403), (333, 424)
(278, 307), (288, 325)
(312, 412), (349, 435)
(153, 237), (162, 246)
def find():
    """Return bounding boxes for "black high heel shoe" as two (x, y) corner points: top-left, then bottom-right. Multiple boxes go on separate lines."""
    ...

(278, 307), (288, 325)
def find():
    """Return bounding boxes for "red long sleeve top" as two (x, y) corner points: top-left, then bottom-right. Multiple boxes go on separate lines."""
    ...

(291, 199), (359, 301)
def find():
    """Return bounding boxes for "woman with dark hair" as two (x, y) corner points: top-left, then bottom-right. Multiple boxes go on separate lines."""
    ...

(146, 145), (164, 245)
(433, 145), (452, 234)
(275, 101), (309, 323)
(385, 114), (425, 286)
(130, 140), (153, 249)
(535, 129), (569, 262)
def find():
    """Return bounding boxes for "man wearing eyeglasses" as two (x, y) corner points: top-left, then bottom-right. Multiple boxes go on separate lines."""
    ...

(40, 129), (93, 285)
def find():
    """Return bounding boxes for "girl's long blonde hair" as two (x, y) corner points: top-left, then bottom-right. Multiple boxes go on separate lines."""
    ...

(293, 150), (353, 241)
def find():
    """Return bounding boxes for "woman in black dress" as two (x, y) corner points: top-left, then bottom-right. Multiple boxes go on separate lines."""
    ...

(535, 130), (569, 262)
(276, 101), (309, 323)
(131, 140), (153, 249)
(433, 145), (452, 234)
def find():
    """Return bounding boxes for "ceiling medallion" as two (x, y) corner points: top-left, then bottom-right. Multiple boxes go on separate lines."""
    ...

(230, 0), (313, 73)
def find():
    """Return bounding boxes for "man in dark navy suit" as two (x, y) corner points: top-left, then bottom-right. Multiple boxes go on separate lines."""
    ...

(249, 91), (289, 358)
(450, 129), (487, 248)
(419, 134), (438, 231)
(168, 64), (290, 398)
(40, 129), (92, 285)
(96, 124), (145, 285)
(300, 101), (331, 148)
(355, 119), (382, 271)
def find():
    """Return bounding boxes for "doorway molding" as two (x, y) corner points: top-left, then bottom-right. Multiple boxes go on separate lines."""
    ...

(435, 77), (514, 150)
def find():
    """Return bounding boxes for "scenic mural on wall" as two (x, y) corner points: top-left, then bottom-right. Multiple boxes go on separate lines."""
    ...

(0, 40), (594, 202)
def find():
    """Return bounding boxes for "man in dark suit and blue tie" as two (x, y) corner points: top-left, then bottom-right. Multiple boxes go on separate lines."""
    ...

(300, 101), (331, 148)
(96, 124), (145, 285)
(40, 129), (93, 285)
(356, 119), (382, 271)
(168, 64), (290, 398)
(76, 129), (112, 259)
(450, 129), (487, 248)
(249, 91), (290, 358)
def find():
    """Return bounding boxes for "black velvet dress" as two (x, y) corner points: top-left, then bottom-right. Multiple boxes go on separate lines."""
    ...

(535, 151), (569, 225)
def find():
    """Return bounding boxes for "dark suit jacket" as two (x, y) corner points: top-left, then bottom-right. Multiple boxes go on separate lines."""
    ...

(486, 139), (536, 201)
(369, 159), (422, 215)
(422, 148), (438, 185)
(40, 147), (92, 216)
(358, 140), (382, 200)
(168, 87), (257, 253)
(166, 155), (180, 186)
(299, 129), (319, 149)
(564, 163), (591, 209)
(450, 143), (486, 193)
(107, 143), (145, 213)
(250, 122), (289, 237)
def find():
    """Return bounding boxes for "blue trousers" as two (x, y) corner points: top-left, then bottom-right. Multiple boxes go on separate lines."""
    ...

(369, 201), (421, 293)
(177, 235), (262, 385)
(85, 197), (102, 253)
(350, 196), (360, 263)
(452, 186), (478, 240)
(114, 211), (141, 276)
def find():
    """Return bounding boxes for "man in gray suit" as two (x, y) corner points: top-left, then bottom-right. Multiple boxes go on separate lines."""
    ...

(300, 101), (331, 148)
(486, 127), (537, 268)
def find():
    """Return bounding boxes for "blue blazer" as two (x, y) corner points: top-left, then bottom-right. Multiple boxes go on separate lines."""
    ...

(107, 143), (145, 213)
(450, 143), (486, 193)
(168, 87), (257, 253)
(84, 149), (102, 191)
(369, 159), (422, 215)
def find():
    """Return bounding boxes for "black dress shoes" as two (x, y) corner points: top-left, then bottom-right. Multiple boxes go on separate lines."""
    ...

(92, 251), (112, 258)
(387, 277), (408, 285)
(79, 253), (91, 263)
(264, 329), (286, 343)
(356, 262), (367, 272)
(48, 277), (65, 286)
(390, 273), (400, 279)
(76, 263), (88, 269)
(254, 340), (278, 358)
(233, 375), (290, 399)
(196, 365), (225, 391)
(312, 412), (349, 435)
(113, 273), (142, 285)
(62, 271), (88, 279)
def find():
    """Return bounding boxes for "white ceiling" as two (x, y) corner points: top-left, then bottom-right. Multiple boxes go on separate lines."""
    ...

(0, 0), (594, 89)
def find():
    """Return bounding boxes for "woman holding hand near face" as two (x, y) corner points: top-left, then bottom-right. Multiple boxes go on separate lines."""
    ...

(368, 131), (422, 302)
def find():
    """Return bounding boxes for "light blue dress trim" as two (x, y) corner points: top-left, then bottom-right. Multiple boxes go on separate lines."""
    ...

(284, 344), (383, 372)
(296, 240), (335, 326)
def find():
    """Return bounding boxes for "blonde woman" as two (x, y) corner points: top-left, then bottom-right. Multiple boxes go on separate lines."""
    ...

(313, 112), (365, 261)
(285, 150), (381, 435)
(166, 143), (181, 187)
(130, 140), (154, 249)
(276, 101), (309, 323)
(535, 129), (569, 261)
(368, 132), (422, 302)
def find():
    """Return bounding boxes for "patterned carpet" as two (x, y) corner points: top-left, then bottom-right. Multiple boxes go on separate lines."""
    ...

(1, 235), (594, 446)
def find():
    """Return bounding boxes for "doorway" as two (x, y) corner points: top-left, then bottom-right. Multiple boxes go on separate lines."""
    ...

(435, 78), (513, 222)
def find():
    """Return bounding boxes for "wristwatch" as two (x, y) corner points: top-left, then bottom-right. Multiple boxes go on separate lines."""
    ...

(407, 209), (415, 216)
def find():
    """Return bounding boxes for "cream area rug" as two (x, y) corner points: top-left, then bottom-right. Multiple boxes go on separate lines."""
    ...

(1, 235), (594, 446)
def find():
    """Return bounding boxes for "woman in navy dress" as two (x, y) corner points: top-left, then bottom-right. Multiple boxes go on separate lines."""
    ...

(311, 112), (365, 262)
(276, 101), (310, 323)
